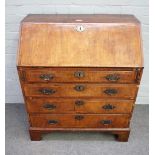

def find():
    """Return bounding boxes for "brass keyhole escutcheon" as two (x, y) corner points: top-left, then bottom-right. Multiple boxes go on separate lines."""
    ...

(75, 100), (85, 106)
(76, 25), (85, 32)
(74, 71), (85, 78)
(75, 115), (84, 120)
(74, 85), (85, 91)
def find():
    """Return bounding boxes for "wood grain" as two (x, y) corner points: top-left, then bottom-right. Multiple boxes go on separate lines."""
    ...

(26, 97), (75, 113)
(24, 67), (138, 83)
(22, 14), (140, 24)
(29, 127), (130, 141)
(17, 14), (143, 67)
(23, 83), (138, 99)
(26, 98), (134, 114)
(30, 114), (130, 128)
(16, 14), (144, 141)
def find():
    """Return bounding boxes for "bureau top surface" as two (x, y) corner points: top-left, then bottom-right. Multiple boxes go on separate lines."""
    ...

(17, 14), (143, 67)
(22, 14), (140, 24)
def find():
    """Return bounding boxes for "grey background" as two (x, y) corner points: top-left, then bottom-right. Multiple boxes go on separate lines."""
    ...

(5, 0), (149, 104)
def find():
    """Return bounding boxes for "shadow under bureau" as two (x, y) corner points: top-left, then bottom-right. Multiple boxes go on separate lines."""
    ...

(17, 14), (143, 141)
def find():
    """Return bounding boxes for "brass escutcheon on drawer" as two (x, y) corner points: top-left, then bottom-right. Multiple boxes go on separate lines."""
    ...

(102, 104), (116, 110)
(75, 115), (84, 120)
(39, 88), (56, 95)
(39, 74), (54, 81)
(100, 120), (112, 125)
(48, 120), (59, 125)
(43, 103), (56, 110)
(74, 71), (85, 78)
(75, 100), (85, 106)
(104, 89), (118, 95)
(74, 85), (85, 91)
(105, 74), (120, 82)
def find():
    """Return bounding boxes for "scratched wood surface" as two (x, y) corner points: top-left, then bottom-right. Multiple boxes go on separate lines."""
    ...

(17, 14), (143, 67)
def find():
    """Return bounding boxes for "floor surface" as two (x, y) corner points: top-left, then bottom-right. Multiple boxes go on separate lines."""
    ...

(5, 104), (149, 155)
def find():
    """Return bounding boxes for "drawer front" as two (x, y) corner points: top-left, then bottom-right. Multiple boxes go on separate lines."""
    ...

(27, 98), (134, 114)
(25, 68), (137, 83)
(26, 98), (74, 113)
(30, 114), (130, 128)
(24, 83), (138, 99)
(74, 99), (134, 114)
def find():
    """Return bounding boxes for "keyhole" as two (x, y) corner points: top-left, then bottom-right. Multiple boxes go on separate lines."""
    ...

(76, 25), (85, 32)
(74, 71), (85, 78)
(74, 85), (85, 91)
(78, 86), (82, 90)
(78, 72), (81, 77)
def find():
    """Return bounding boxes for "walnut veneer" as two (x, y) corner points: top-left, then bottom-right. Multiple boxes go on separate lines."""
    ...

(17, 14), (143, 141)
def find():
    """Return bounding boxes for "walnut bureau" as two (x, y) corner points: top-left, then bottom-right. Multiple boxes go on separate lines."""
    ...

(17, 14), (143, 141)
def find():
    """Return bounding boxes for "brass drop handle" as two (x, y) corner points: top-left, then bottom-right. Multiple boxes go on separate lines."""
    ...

(74, 71), (85, 78)
(104, 89), (118, 95)
(40, 74), (54, 81)
(75, 100), (85, 106)
(39, 88), (56, 95)
(48, 120), (58, 125)
(43, 103), (56, 110)
(102, 104), (116, 110)
(105, 74), (120, 82)
(75, 115), (84, 120)
(100, 120), (112, 125)
(74, 85), (85, 91)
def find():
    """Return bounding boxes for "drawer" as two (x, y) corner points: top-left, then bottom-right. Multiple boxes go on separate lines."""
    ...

(24, 83), (138, 99)
(26, 98), (134, 114)
(74, 99), (134, 114)
(30, 114), (130, 128)
(26, 98), (74, 113)
(24, 68), (137, 83)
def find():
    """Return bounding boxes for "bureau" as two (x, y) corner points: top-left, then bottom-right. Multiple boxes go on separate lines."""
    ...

(17, 14), (143, 141)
